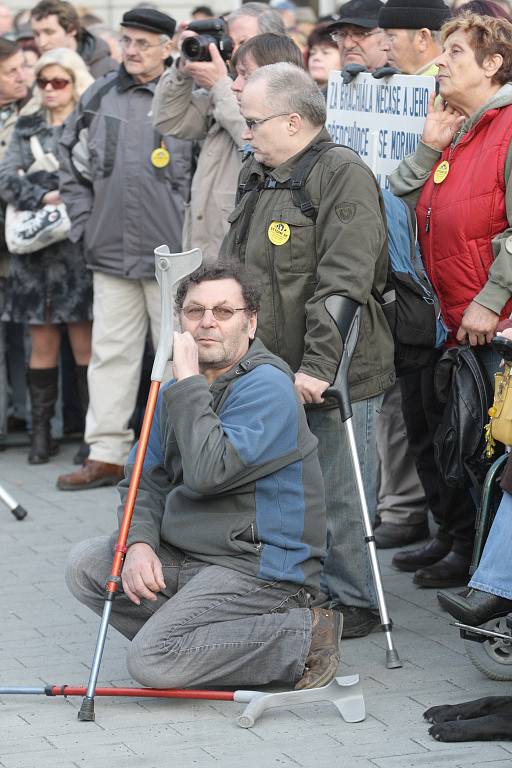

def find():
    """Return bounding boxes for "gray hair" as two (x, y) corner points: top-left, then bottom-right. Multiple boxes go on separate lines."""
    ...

(227, 2), (286, 35)
(247, 63), (326, 127)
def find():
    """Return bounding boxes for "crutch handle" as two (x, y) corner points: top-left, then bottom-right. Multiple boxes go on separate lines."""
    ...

(323, 295), (362, 422)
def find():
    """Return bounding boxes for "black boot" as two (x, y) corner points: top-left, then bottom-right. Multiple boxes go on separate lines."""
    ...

(73, 364), (90, 465)
(27, 367), (59, 465)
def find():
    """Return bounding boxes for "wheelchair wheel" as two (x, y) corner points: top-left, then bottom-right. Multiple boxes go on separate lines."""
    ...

(464, 616), (512, 680)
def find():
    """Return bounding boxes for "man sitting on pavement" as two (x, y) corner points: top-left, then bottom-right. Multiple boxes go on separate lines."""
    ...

(66, 264), (338, 691)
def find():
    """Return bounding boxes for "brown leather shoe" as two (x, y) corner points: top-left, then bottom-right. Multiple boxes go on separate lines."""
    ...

(295, 607), (343, 690)
(57, 459), (124, 491)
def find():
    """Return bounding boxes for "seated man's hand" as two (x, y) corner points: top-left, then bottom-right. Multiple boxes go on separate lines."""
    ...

(122, 543), (166, 605)
(172, 331), (199, 381)
(456, 300), (499, 346)
(181, 44), (228, 89)
(294, 371), (329, 405)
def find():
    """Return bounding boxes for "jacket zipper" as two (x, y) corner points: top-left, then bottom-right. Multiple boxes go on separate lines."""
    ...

(251, 523), (262, 551)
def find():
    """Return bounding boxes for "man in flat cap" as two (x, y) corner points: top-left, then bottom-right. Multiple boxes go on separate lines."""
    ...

(56, 9), (193, 491)
(327, 0), (387, 71)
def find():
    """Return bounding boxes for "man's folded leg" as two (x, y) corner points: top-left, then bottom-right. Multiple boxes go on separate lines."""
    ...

(126, 564), (313, 689)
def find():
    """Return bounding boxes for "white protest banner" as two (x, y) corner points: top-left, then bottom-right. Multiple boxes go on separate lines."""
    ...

(326, 72), (436, 189)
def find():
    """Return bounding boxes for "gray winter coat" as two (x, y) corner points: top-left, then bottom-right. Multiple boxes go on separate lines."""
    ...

(118, 339), (326, 593)
(59, 66), (193, 280)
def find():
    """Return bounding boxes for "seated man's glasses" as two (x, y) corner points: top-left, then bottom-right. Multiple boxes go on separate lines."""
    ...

(181, 305), (248, 321)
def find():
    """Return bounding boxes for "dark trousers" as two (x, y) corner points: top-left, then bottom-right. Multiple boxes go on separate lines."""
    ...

(400, 359), (476, 558)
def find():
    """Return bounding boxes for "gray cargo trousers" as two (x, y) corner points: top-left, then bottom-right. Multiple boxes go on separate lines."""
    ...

(66, 536), (312, 689)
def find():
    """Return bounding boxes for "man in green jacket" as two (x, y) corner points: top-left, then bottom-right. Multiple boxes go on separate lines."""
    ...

(221, 62), (395, 636)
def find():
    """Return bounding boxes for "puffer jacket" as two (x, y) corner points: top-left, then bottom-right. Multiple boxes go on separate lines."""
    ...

(118, 339), (326, 593)
(59, 66), (193, 279)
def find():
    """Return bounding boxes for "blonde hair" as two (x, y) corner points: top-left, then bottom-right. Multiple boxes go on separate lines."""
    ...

(441, 11), (512, 85)
(34, 47), (94, 105)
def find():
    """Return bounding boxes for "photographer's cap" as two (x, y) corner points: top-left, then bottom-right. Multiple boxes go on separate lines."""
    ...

(121, 8), (177, 37)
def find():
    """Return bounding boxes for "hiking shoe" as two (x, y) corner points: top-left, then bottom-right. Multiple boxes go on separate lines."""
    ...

(295, 608), (343, 690)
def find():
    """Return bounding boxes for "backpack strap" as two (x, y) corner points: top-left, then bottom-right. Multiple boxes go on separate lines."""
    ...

(237, 141), (338, 221)
(286, 141), (336, 220)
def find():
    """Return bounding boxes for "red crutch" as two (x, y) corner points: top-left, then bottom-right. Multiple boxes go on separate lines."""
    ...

(76, 245), (202, 721)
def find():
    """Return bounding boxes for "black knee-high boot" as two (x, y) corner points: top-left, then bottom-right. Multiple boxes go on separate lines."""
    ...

(27, 367), (59, 465)
(73, 364), (90, 465)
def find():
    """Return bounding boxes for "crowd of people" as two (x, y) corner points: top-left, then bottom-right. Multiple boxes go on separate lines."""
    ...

(2, 0), (512, 711)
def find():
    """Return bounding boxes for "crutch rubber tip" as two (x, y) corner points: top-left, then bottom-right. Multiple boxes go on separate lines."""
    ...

(78, 697), (95, 721)
(237, 714), (254, 728)
(11, 505), (27, 520)
(386, 649), (403, 669)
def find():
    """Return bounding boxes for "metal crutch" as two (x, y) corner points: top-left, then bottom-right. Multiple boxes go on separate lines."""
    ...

(323, 294), (402, 669)
(0, 482), (28, 520)
(77, 246), (202, 722)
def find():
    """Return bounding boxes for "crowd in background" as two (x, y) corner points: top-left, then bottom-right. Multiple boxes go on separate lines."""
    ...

(1, 0), (512, 658)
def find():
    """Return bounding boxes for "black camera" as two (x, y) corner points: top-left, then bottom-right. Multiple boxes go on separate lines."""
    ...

(181, 18), (234, 62)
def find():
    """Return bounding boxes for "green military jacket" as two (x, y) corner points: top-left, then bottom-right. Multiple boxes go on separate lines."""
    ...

(220, 127), (395, 403)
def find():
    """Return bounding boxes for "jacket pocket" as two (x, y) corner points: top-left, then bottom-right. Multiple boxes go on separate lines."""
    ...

(270, 206), (316, 274)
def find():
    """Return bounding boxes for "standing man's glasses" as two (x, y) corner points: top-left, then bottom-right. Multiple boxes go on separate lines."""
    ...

(244, 112), (290, 131)
(119, 36), (165, 52)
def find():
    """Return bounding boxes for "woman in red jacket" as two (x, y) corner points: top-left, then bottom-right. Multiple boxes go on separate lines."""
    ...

(388, 11), (512, 589)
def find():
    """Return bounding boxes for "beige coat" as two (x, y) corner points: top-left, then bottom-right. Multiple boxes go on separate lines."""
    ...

(152, 65), (245, 264)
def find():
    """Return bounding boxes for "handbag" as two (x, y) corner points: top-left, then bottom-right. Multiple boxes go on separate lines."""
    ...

(487, 361), (512, 449)
(5, 135), (70, 255)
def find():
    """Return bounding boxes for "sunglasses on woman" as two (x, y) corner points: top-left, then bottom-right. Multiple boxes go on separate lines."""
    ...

(36, 76), (72, 91)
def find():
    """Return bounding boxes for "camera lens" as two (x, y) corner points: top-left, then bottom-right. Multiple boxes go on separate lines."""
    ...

(182, 34), (214, 62)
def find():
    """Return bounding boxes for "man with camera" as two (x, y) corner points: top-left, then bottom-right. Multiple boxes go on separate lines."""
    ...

(152, 2), (285, 264)
(55, 8), (193, 491)
(66, 263), (337, 692)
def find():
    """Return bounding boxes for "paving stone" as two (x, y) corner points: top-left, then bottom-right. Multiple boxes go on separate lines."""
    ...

(0, 443), (509, 765)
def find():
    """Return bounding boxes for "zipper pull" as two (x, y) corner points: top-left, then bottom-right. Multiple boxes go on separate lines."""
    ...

(425, 207), (431, 233)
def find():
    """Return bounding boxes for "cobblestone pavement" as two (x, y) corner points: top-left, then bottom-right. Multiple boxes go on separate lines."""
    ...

(1, 443), (511, 768)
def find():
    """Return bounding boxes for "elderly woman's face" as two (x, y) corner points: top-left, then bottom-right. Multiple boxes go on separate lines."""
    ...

(436, 29), (490, 102)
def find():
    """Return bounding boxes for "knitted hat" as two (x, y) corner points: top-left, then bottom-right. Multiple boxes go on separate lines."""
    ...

(378, 0), (451, 31)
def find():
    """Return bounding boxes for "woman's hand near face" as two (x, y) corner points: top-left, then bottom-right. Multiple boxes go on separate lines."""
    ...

(42, 190), (61, 205)
(421, 92), (465, 152)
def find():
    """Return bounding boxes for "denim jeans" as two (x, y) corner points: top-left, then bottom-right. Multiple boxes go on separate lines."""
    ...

(470, 490), (512, 599)
(307, 394), (383, 610)
(66, 537), (312, 689)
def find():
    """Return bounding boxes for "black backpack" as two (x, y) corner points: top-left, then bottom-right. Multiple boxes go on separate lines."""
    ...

(433, 346), (497, 488)
(237, 142), (444, 376)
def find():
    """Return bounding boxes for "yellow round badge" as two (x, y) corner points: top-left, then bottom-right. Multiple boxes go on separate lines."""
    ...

(268, 221), (290, 246)
(151, 147), (170, 168)
(433, 160), (450, 184)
